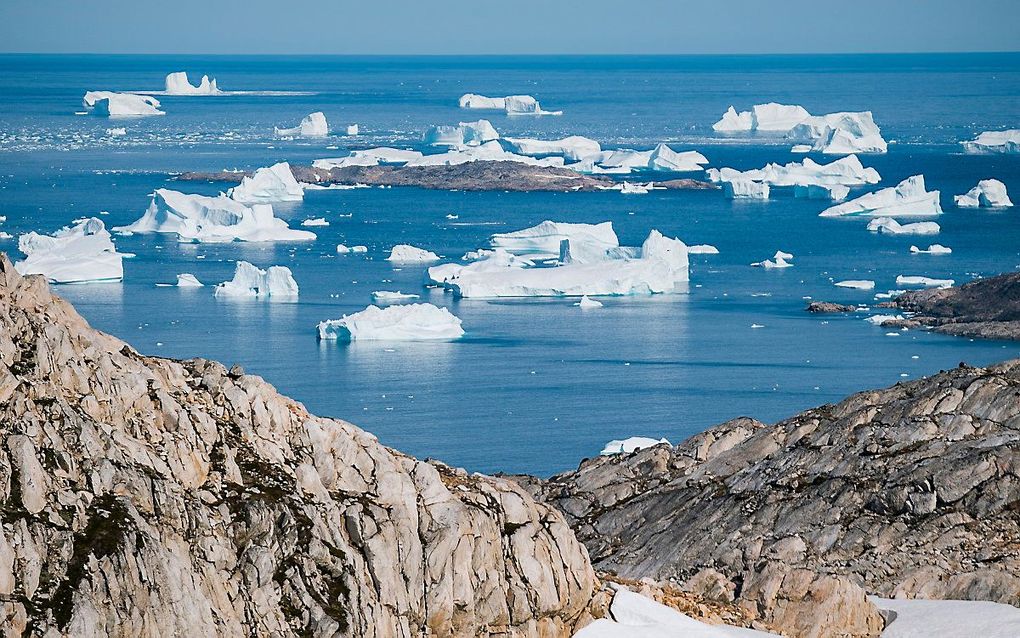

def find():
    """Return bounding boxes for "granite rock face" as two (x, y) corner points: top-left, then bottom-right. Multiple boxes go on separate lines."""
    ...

(523, 363), (1020, 637)
(0, 254), (598, 637)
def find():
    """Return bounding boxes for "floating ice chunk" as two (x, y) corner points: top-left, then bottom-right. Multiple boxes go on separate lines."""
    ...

(459, 94), (507, 109)
(83, 91), (164, 117)
(725, 179), (770, 199)
(867, 217), (941, 235)
(794, 183), (850, 201)
(576, 295), (603, 309)
(336, 244), (351, 254)
(0, 232), (12, 240)
(789, 112), (887, 154)
(896, 275), (955, 288)
(753, 256), (792, 269)
(313, 147), (424, 169)
(647, 144), (709, 171)
(600, 437), (669, 455)
(502, 136), (601, 161)
(214, 261), (299, 298)
(712, 106), (754, 132)
(371, 291), (420, 303)
(116, 189), (316, 243)
(352, 245), (367, 253)
(490, 220), (619, 259)
(865, 314), (903, 326)
(106, 127), (127, 137)
(835, 280), (875, 290)
(176, 273), (203, 287)
(164, 71), (220, 95)
(775, 250), (793, 260)
(406, 140), (562, 168)
(318, 303), (464, 341)
(619, 182), (651, 195)
(688, 244), (719, 254)
(871, 596), (1020, 638)
(301, 218), (329, 227)
(565, 159), (633, 175)
(820, 175), (941, 217)
(424, 120), (499, 147)
(337, 244), (368, 254)
(585, 145), (708, 173)
(708, 155), (880, 187)
(752, 103), (813, 131)
(387, 245), (440, 262)
(505, 94), (561, 115)
(954, 179), (1013, 208)
(274, 112), (328, 137)
(346, 123), (359, 136)
(791, 144), (812, 153)
(228, 162), (304, 204)
(910, 244), (952, 254)
(427, 248), (534, 286)
(961, 129), (1020, 154)
(15, 218), (126, 284)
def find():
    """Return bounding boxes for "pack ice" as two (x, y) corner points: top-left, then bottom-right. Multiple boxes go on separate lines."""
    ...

(819, 176), (941, 217)
(228, 162), (304, 204)
(317, 303), (465, 341)
(83, 91), (164, 117)
(275, 112), (328, 137)
(214, 261), (299, 298)
(15, 218), (127, 284)
(954, 179), (1013, 208)
(164, 71), (220, 95)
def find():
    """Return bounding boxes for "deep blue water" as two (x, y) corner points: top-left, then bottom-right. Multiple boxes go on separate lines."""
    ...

(1, 54), (1018, 475)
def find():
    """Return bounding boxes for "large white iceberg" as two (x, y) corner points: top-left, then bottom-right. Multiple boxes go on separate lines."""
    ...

(502, 136), (601, 161)
(275, 112), (328, 137)
(164, 71), (220, 95)
(574, 145), (708, 174)
(458, 94), (508, 110)
(820, 175), (942, 217)
(458, 93), (561, 115)
(600, 437), (669, 455)
(15, 218), (126, 284)
(426, 249), (535, 287)
(228, 162), (304, 204)
(712, 106), (754, 132)
(724, 179), (770, 200)
(954, 179), (1013, 208)
(83, 91), (164, 117)
(386, 244), (440, 262)
(712, 103), (887, 154)
(708, 155), (880, 188)
(794, 183), (850, 201)
(962, 129), (1020, 154)
(312, 147), (424, 169)
(490, 220), (619, 260)
(115, 189), (316, 243)
(214, 261), (298, 298)
(424, 120), (499, 147)
(176, 273), (203, 287)
(867, 217), (941, 235)
(317, 303), (464, 341)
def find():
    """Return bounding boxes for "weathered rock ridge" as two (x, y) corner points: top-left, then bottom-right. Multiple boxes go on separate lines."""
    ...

(0, 254), (598, 637)
(887, 271), (1020, 340)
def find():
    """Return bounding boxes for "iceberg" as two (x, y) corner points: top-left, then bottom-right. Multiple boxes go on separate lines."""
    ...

(724, 179), (770, 199)
(954, 179), (1013, 208)
(688, 244), (719, 254)
(600, 437), (669, 455)
(712, 103), (887, 154)
(580, 145), (708, 174)
(867, 217), (940, 235)
(346, 124), (359, 136)
(910, 244), (952, 254)
(750, 102), (813, 131)
(371, 291), (420, 303)
(115, 189), (316, 243)
(386, 244), (440, 262)
(337, 244), (368, 254)
(274, 112), (328, 137)
(426, 249), (534, 287)
(164, 71), (220, 95)
(490, 221), (619, 260)
(753, 250), (793, 269)
(458, 93), (561, 115)
(313, 147), (424, 169)
(228, 162), (304, 204)
(576, 295), (603, 309)
(458, 94), (507, 110)
(301, 218), (329, 227)
(619, 182), (651, 195)
(176, 273), (203, 287)
(896, 275), (955, 288)
(961, 129), (1020, 154)
(711, 106), (754, 132)
(835, 280), (875, 290)
(865, 314), (903, 326)
(214, 261), (298, 298)
(83, 91), (164, 117)
(317, 303), (464, 341)
(502, 136), (601, 161)
(424, 120), (499, 147)
(707, 155), (881, 187)
(819, 175), (941, 217)
(15, 218), (126, 284)
(405, 140), (563, 168)
(794, 184), (850, 201)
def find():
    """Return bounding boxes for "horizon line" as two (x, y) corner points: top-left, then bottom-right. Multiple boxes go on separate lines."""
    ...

(1, 50), (1019, 58)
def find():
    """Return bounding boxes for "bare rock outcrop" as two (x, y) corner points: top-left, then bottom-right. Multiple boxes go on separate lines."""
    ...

(889, 271), (1020, 340)
(0, 254), (598, 637)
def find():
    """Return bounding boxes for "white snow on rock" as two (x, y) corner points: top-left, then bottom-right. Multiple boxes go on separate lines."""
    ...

(301, 218), (329, 227)
(503, 136), (601, 161)
(725, 179), (770, 200)
(600, 437), (669, 455)
(424, 120), (499, 147)
(274, 112), (328, 137)
(15, 218), (126, 284)
(820, 176), (942, 218)
(176, 273), (203, 287)
(317, 303), (464, 341)
(387, 244), (440, 262)
(872, 596), (1020, 638)
(83, 91), (164, 117)
(371, 291), (420, 303)
(961, 129), (1020, 154)
(458, 93), (562, 115)
(712, 103), (887, 154)
(835, 280), (875, 290)
(954, 179), (1013, 208)
(228, 162), (304, 204)
(576, 295), (603, 309)
(313, 147), (424, 169)
(707, 155), (880, 187)
(688, 244), (719, 255)
(910, 244), (952, 254)
(490, 221), (620, 260)
(794, 184), (850, 201)
(115, 189), (316, 243)
(214, 261), (298, 298)
(164, 71), (220, 95)
(867, 217), (941, 235)
(896, 275), (955, 288)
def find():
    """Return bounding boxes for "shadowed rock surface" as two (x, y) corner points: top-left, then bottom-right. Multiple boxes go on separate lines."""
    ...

(516, 361), (1020, 637)
(0, 254), (598, 637)
(887, 271), (1020, 340)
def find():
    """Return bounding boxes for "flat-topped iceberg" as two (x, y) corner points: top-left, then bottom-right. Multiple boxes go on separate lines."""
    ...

(228, 162), (304, 204)
(371, 291), (420, 303)
(214, 261), (298, 298)
(424, 120), (499, 147)
(688, 244), (719, 254)
(164, 71), (220, 95)
(835, 280), (875, 290)
(573, 144), (708, 174)
(15, 218), (126, 284)
(962, 129), (1020, 154)
(707, 155), (881, 187)
(867, 217), (940, 235)
(820, 175), (941, 217)
(910, 244), (952, 254)
(724, 179), (770, 199)
(458, 93), (562, 115)
(275, 112), (328, 137)
(896, 275), (954, 288)
(312, 147), (424, 170)
(83, 91), (164, 117)
(387, 244), (440, 262)
(490, 220), (619, 260)
(502, 136), (601, 161)
(426, 249), (535, 287)
(600, 437), (669, 455)
(713, 103), (887, 154)
(714, 103), (810, 132)
(955, 179), (1013, 208)
(317, 303), (464, 341)
(115, 189), (316, 243)
(176, 273), (203, 287)
(458, 94), (507, 110)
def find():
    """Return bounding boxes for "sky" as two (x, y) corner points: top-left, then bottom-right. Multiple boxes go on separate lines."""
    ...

(1, 0), (1018, 55)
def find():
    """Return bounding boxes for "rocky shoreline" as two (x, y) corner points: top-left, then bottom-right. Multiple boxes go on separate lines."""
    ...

(883, 271), (1020, 340)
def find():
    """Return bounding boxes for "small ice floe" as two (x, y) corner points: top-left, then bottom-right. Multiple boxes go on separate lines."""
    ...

(910, 244), (952, 254)
(600, 437), (670, 456)
(835, 280), (875, 290)
(961, 129), (1020, 154)
(106, 127), (127, 137)
(724, 179), (770, 199)
(83, 91), (164, 117)
(896, 275), (955, 288)
(228, 162), (304, 204)
(458, 93), (562, 116)
(865, 314), (903, 326)
(176, 273), (203, 287)
(274, 112), (328, 137)
(346, 123), (359, 136)
(619, 181), (651, 195)
(867, 217), (940, 235)
(214, 261), (298, 298)
(575, 295), (603, 309)
(371, 291), (420, 303)
(386, 244), (440, 262)
(0, 232), (12, 240)
(15, 217), (127, 284)
(752, 250), (793, 269)
(445, 214), (459, 220)
(688, 244), (719, 254)
(751, 323), (765, 329)
(820, 175), (941, 217)
(301, 218), (329, 227)
(954, 179), (1013, 208)
(317, 303), (464, 341)
(874, 289), (906, 300)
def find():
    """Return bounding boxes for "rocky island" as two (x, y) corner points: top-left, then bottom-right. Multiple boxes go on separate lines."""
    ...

(885, 271), (1020, 340)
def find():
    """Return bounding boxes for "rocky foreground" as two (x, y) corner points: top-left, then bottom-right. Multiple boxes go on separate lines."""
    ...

(886, 271), (1020, 340)
(178, 162), (716, 193)
(516, 360), (1020, 637)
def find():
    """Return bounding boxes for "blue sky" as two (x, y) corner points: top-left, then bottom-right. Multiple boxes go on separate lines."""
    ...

(2, 0), (1018, 55)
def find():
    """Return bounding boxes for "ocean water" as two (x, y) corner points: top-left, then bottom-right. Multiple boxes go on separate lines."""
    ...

(1, 53), (1018, 475)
